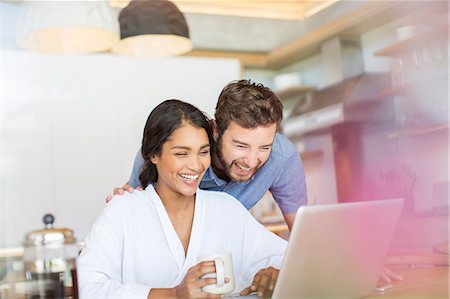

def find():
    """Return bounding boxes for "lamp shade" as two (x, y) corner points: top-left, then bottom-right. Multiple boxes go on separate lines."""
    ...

(16, 1), (119, 54)
(112, 0), (192, 57)
(109, 0), (131, 9)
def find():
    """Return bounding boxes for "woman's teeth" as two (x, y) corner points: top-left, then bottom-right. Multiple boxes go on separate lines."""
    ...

(179, 174), (199, 180)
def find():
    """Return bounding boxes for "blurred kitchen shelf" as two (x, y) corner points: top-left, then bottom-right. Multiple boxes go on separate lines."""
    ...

(433, 242), (449, 255)
(386, 123), (449, 139)
(300, 150), (324, 160)
(401, 208), (449, 219)
(0, 242), (86, 259)
(378, 85), (408, 97)
(276, 85), (315, 100)
(265, 223), (289, 234)
(0, 247), (23, 258)
(378, 73), (447, 97)
(264, 222), (289, 239)
(385, 253), (449, 266)
(260, 215), (284, 224)
(374, 27), (447, 57)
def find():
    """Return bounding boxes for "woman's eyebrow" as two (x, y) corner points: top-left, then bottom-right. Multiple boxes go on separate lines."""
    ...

(171, 144), (210, 150)
(171, 145), (191, 150)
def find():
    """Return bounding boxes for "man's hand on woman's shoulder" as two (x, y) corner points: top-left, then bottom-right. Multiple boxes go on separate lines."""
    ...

(105, 183), (142, 203)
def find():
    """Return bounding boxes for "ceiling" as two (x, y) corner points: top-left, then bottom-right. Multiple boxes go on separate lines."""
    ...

(111, 0), (339, 20)
(179, 0), (446, 69)
(108, 0), (341, 53)
(4, 0), (446, 69)
(4, 0), (338, 54)
(185, 13), (304, 52)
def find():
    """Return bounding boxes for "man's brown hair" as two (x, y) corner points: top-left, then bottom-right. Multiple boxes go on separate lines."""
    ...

(214, 79), (283, 135)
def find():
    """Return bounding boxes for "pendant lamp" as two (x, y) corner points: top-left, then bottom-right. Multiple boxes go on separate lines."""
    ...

(109, 0), (131, 9)
(16, 1), (119, 54)
(112, 0), (193, 57)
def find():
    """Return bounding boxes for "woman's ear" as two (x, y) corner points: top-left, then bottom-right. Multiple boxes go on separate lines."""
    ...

(150, 155), (158, 165)
(211, 119), (218, 142)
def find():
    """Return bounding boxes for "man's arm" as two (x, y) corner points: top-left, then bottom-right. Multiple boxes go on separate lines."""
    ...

(283, 213), (296, 231)
(270, 151), (307, 231)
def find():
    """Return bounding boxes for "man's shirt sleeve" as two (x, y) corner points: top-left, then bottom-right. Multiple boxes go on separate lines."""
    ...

(270, 152), (307, 214)
(128, 149), (144, 188)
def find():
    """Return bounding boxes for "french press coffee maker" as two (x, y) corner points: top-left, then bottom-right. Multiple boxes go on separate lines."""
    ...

(22, 214), (79, 299)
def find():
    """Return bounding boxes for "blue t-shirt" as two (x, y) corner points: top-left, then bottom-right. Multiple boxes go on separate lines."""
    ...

(129, 133), (307, 213)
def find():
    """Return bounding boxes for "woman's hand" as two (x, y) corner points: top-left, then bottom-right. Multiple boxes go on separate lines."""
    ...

(174, 261), (224, 299)
(240, 266), (279, 297)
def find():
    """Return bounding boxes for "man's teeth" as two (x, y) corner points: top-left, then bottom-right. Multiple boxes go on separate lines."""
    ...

(179, 174), (199, 180)
(235, 163), (250, 171)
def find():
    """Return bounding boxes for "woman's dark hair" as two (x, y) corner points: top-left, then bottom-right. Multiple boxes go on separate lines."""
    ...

(139, 99), (213, 188)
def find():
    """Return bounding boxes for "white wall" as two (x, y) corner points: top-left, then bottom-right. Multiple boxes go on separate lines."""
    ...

(1, 50), (240, 247)
(281, 53), (324, 88)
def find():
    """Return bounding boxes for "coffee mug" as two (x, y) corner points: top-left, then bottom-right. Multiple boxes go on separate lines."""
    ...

(197, 253), (235, 294)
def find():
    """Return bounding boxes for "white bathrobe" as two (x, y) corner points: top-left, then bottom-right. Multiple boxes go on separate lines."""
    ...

(78, 185), (287, 298)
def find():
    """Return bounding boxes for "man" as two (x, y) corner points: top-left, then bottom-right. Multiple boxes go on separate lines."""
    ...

(108, 79), (307, 230)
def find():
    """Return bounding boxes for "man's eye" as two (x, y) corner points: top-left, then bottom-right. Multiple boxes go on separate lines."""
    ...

(260, 147), (271, 151)
(236, 145), (246, 149)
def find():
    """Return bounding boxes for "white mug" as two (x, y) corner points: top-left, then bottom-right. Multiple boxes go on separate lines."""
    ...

(196, 253), (235, 294)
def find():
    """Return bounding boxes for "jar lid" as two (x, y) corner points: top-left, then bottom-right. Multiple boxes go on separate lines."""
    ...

(23, 214), (76, 247)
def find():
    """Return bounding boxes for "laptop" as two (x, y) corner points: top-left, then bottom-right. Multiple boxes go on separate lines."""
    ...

(233, 198), (404, 299)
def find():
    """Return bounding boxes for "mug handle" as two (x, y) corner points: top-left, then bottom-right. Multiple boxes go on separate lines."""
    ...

(214, 258), (225, 287)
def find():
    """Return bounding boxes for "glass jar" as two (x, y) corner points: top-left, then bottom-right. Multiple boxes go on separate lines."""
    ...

(19, 214), (79, 299)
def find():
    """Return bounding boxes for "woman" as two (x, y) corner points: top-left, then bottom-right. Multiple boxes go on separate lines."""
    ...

(78, 100), (287, 299)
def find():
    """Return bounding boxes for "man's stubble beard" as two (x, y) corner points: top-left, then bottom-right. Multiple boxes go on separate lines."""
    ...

(213, 134), (258, 183)
(212, 135), (232, 181)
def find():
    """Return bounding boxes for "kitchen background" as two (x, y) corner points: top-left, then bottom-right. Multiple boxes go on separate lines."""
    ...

(1, 1), (448, 256)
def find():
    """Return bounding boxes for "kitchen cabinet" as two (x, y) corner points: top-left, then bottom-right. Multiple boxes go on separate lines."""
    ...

(373, 24), (448, 139)
(386, 123), (449, 139)
(275, 85), (315, 100)
(373, 27), (447, 58)
(375, 26), (448, 99)
(377, 73), (446, 98)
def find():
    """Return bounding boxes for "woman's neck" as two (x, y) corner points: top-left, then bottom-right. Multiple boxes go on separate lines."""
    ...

(154, 183), (196, 256)
(154, 184), (195, 214)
